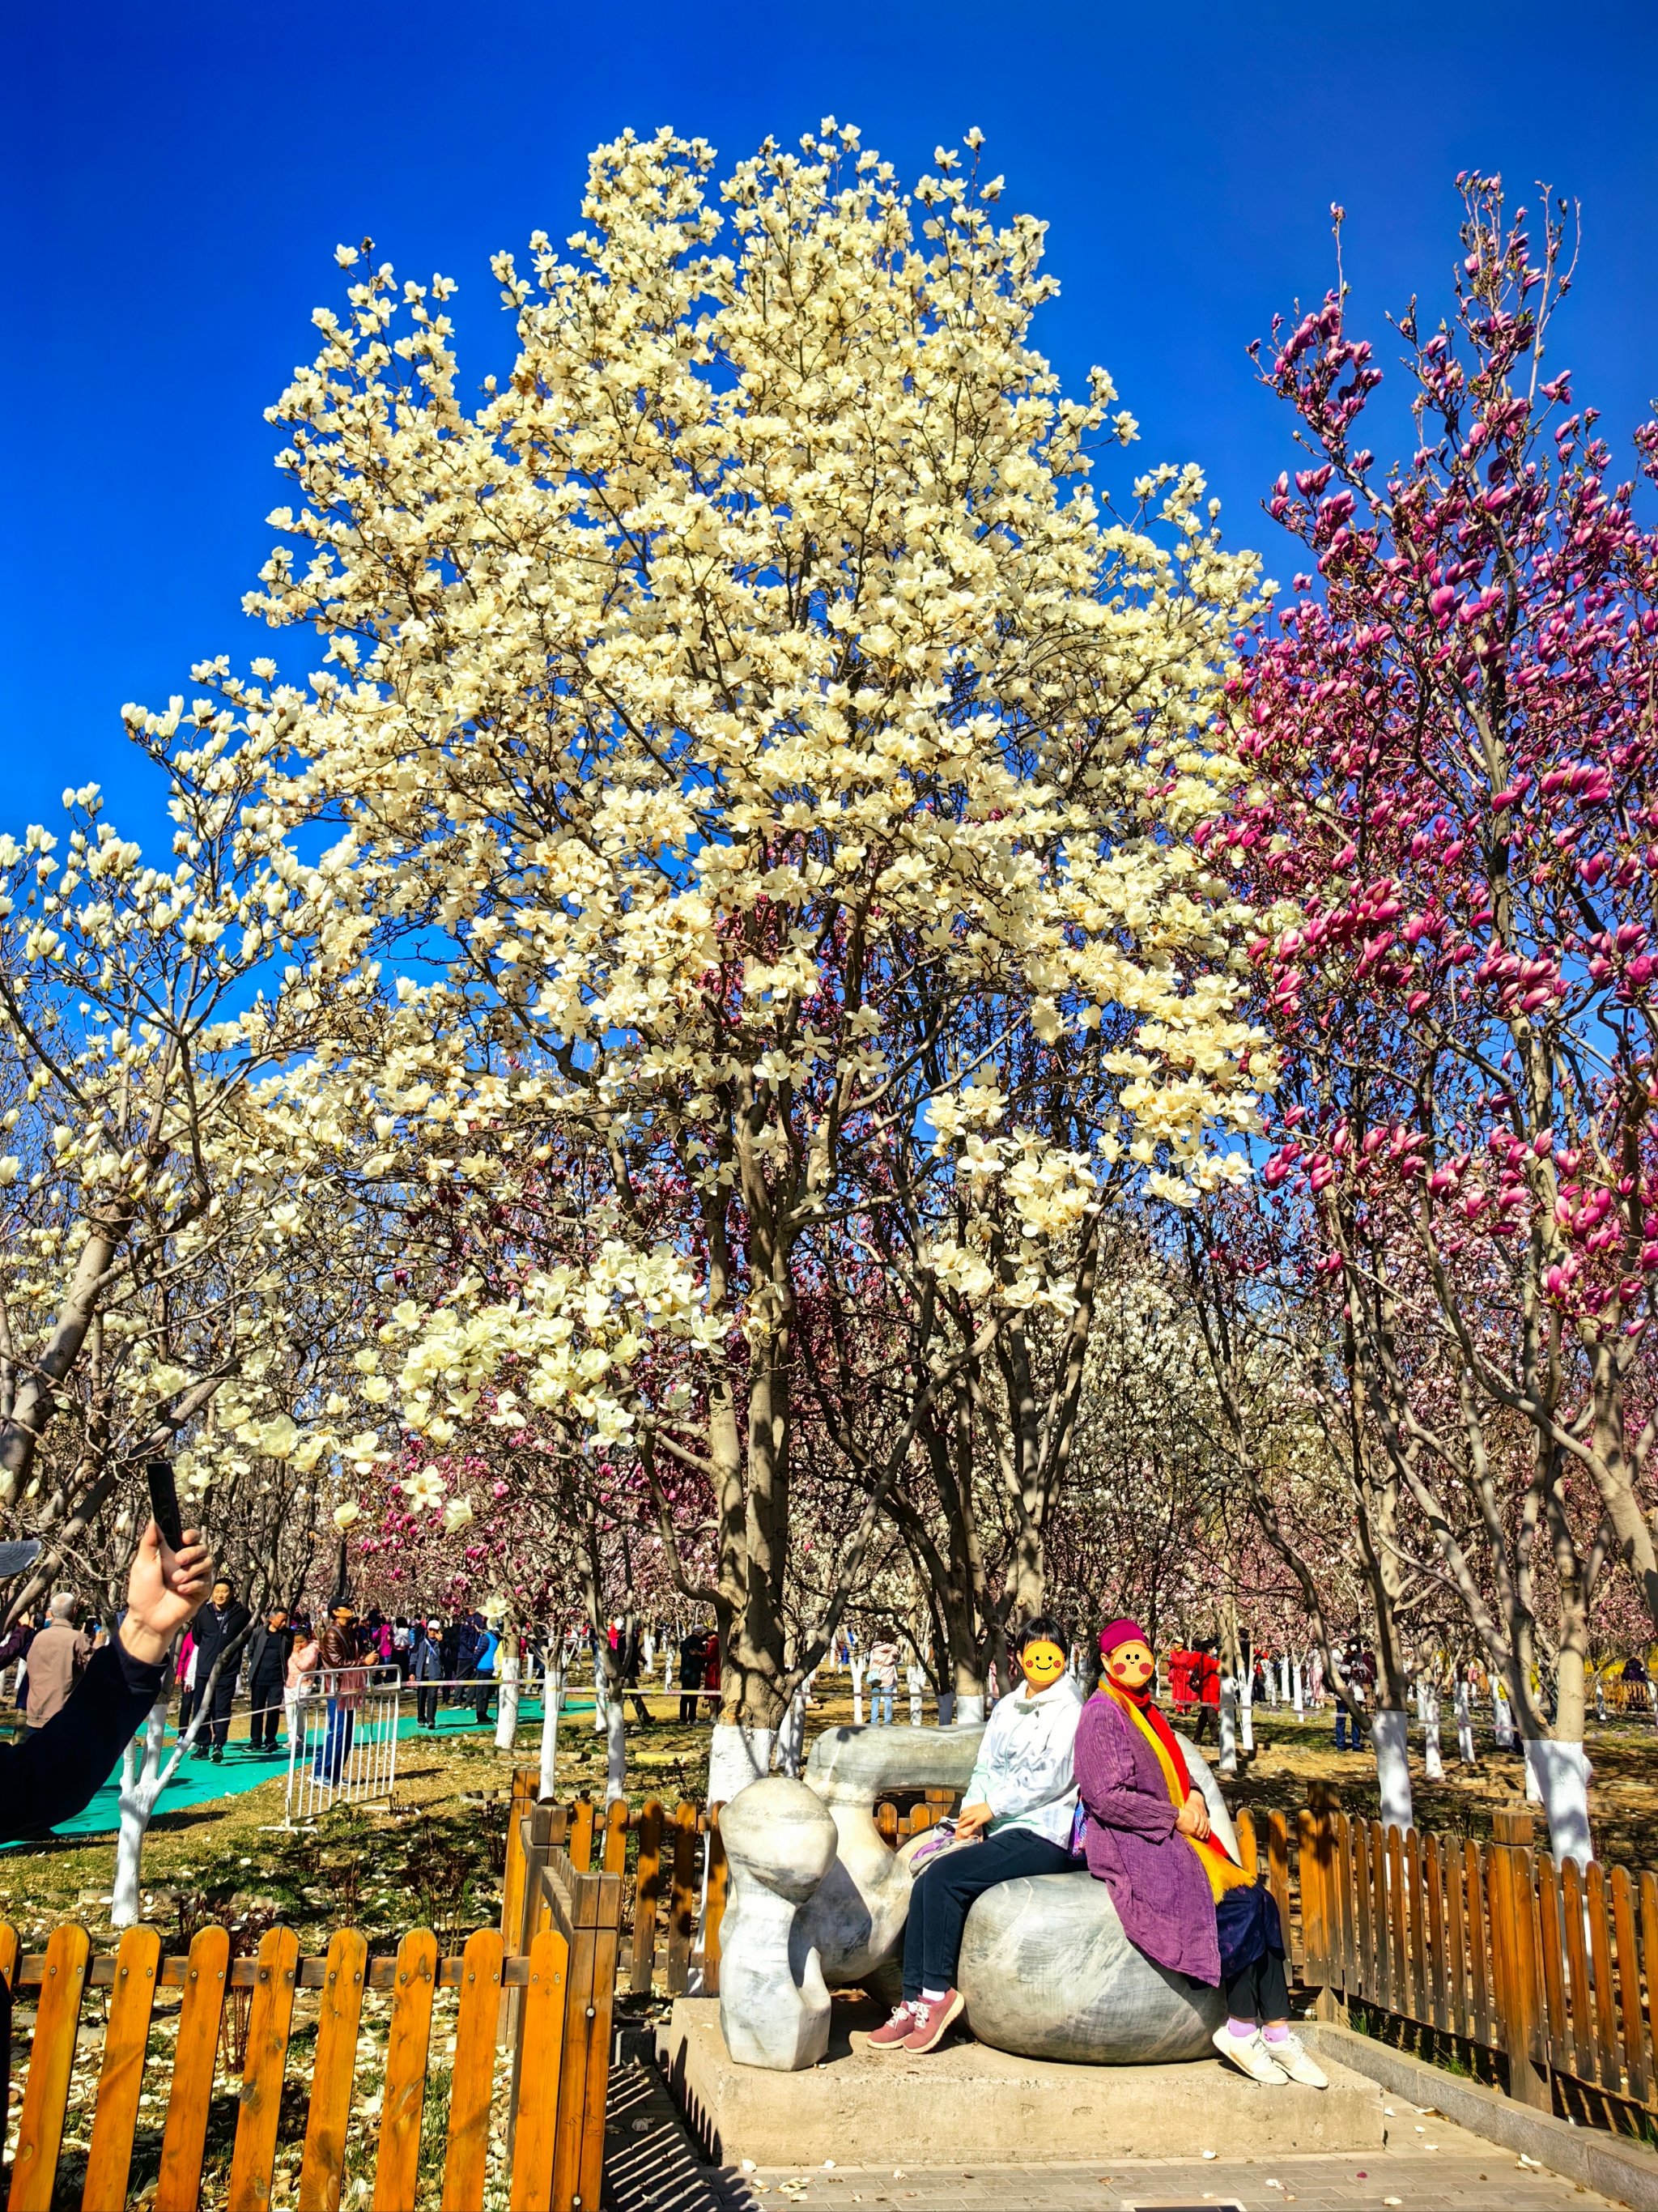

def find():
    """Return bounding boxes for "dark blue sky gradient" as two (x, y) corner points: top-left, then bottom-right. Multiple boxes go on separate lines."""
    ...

(3, 0), (1652, 852)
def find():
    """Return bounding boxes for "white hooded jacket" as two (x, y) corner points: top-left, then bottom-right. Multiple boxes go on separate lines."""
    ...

(963, 1671), (1083, 1846)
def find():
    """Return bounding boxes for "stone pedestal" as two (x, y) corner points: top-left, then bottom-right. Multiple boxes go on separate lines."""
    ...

(659, 1996), (1387, 2167)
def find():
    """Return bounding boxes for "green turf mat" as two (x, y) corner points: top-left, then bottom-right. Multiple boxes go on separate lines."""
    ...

(4, 1693), (597, 1843)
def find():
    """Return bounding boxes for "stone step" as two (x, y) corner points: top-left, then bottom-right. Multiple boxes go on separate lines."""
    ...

(660, 1997), (1386, 2169)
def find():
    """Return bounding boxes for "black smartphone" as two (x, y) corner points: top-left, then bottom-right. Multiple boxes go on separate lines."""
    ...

(146, 1458), (185, 1552)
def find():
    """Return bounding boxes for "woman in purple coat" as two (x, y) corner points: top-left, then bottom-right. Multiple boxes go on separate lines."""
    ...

(1073, 1619), (1327, 2088)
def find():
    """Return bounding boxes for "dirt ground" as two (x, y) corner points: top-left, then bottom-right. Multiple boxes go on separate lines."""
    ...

(3, 1679), (1656, 1950)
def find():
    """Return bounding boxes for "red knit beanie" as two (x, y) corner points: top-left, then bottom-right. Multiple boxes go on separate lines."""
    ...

(1099, 1618), (1148, 1657)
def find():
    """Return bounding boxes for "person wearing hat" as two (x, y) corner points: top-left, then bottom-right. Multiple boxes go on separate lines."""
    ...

(414, 1618), (444, 1729)
(0, 1524), (213, 1840)
(1074, 1619), (1327, 2089)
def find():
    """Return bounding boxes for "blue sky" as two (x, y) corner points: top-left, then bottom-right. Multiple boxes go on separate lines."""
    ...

(3, 0), (1652, 852)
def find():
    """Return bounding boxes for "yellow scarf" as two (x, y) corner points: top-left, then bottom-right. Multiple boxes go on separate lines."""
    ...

(1103, 1682), (1255, 1903)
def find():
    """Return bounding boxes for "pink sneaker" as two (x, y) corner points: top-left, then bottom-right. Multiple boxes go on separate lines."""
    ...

(867, 2001), (920, 2049)
(903, 1989), (963, 2052)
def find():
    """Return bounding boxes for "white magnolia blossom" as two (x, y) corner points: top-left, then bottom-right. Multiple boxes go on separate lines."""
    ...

(119, 125), (1284, 1712)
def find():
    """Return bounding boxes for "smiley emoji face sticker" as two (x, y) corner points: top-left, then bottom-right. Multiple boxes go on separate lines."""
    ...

(1018, 1637), (1067, 1691)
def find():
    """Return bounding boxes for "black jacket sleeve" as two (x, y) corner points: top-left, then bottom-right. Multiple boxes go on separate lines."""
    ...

(0, 1641), (165, 1842)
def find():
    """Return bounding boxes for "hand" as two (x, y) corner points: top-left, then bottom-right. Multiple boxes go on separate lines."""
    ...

(954, 1802), (993, 1840)
(119, 1521), (214, 1667)
(1175, 1787), (1211, 1840)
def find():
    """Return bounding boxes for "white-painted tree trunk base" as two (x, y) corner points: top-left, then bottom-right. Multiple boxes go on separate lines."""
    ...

(494, 1653), (521, 1753)
(605, 1701), (627, 1804)
(954, 1693), (986, 1725)
(708, 1722), (776, 1806)
(1493, 1691), (1516, 1748)
(1524, 1738), (1593, 1866)
(1371, 1709), (1414, 1830)
(1292, 1661), (1304, 1721)
(111, 1697), (180, 1929)
(593, 1659), (606, 1732)
(1239, 1674), (1255, 1753)
(1218, 1686), (1239, 1776)
(538, 1664), (563, 1801)
(773, 1689), (807, 1777)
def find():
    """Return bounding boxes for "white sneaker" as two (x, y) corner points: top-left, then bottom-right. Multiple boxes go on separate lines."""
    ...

(1268, 2031), (1329, 2088)
(1212, 2023), (1289, 2084)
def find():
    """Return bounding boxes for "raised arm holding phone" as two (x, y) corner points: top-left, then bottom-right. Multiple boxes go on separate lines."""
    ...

(0, 1517), (214, 1842)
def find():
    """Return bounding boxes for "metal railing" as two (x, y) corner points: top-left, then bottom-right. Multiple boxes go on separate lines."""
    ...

(283, 1665), (402, 1823)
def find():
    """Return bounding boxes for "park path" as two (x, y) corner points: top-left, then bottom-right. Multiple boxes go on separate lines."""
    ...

(741, 2145), (1616, 2211)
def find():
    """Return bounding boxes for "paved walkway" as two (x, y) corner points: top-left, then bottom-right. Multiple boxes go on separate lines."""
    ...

(739, 2143), (1616, 2211)
(740, 2106), (1619, 2211)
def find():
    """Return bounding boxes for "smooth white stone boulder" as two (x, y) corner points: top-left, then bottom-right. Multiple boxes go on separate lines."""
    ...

(795, 1724), (985, 1984)
(716, 1776), (840, 2070)
(959, 1868), (1227, 2063)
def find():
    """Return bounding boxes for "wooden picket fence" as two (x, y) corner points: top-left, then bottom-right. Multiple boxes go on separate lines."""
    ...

(1265, 1786), (1658, 2131)
(1, 1915), (615, 2210)
(500, 1775), (729, 2003)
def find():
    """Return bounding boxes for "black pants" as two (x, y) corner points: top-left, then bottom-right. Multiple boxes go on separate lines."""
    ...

(474, 1677), (495, 1722)
(903, 1827), (1074, 1998)
(417, 1682), (439, 1727)
(1215, 1882), (1289, 2023)
(249, 1686), (283, 1750)
(678, 1691), (699, 1722)
(206, 1674), (236, 1749)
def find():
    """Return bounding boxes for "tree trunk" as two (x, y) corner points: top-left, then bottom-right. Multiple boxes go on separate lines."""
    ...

(538, 1653), (563, 1801)
(604, 1695), (627, 1805)
(494, 1631), (521, 1753)
(1423, 1682), (1444, 1781)
(1370, 1709), (1414, 1831)
(1524, 1738), (1593, 1865)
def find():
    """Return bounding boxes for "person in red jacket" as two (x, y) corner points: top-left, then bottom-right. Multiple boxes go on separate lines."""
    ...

(1167, 1644), (1196, 1715)
(1188, 1640), (1222, 1744)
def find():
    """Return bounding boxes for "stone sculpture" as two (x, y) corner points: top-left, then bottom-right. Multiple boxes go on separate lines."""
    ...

(794, 1723), (984, 1984)
(715, 1716), (1242, 2071)
(715, 1776), (840, 2069)
(958, 1870), (1227, 2061)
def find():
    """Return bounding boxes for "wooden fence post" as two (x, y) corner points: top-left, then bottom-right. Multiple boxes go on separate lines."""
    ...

(9, 1922), (89, 2212)
(631, 1802), (665, 1996)
(703, 1806), (729, 1997)
(664, 1801), (699, 1997)
(500, 1766), (539, 1951)
(1489, 1808), (1551, 2110)
(1299, 1783), (1344, 2021)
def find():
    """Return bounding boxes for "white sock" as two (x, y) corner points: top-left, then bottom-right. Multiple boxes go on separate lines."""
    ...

(921, 1986), (947, 2002)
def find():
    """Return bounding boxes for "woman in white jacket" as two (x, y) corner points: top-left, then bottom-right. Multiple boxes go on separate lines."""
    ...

(869, 1614), (1082, 2056)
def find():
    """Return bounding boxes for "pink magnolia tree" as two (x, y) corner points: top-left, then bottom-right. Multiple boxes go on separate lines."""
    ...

(1221, 173), (1658, 1857)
